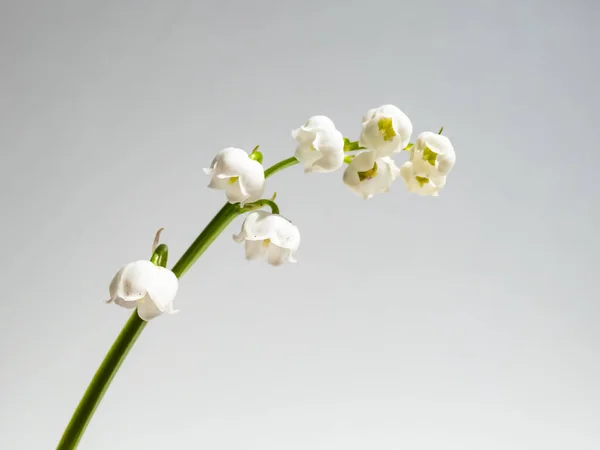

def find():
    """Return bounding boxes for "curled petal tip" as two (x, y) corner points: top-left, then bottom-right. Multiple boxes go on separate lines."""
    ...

(152, 228), (165, 253)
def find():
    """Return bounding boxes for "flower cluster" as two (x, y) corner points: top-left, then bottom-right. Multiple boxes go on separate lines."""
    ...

(107, 104), (455, 320)
(293, 104), (455, 198)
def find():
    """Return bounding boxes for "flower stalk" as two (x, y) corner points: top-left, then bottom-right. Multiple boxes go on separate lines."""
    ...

(57, 103), (457, 449)
(57, 157), (295, 449)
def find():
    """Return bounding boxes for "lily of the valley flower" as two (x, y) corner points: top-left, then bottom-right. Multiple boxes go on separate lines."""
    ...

(343, 150), (400, 200)
(292, 115), (345, 173)
(204, 147), (265, 205)
(233, 210), (300, 266)
(106, 260), (179, 321)
(400, 131), (456, 196)
(359, 104), (413, 156)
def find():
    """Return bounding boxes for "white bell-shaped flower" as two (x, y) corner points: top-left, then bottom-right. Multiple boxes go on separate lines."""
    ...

(414, 131), (456, 175)
(233, 210), (300, 266)
(359, 104), (413, 156)
(292, 115), (345, 173)
(343, 150), (400, 200)
(106, 260), (179, 321)
(204, 147), (265, 205)
(399, 131), (455, 196)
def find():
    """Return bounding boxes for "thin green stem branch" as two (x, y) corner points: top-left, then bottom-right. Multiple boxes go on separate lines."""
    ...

(171, 202), (241, 278)
(264, 156), (298, 179)
(242, 199), (280, 214)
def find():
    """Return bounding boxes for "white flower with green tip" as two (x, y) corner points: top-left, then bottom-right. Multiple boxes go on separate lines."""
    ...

(400, 131), (455, 196)
(343, 150), (400, 200)
(233, 210), (300, 266)
(204, 147), (265, 205)
(359, 104), (413, 156)
(106, 260), (179, 321)
(292, 115), (345, 173)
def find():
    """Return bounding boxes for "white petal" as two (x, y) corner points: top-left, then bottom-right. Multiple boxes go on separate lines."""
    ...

(361, 107), (378, 124)
(207, 176), (230, 190)
(237, 210), (274, 241)
(311, 151), (343, 172)
(266, 244), (290, 266)
(136, 295), (163, 321)
(383, 156), (401, 180)
(356, 164), (394, 197)
(245, 239), (267, 260)
(113, 297), (137, 309)
(344, 155), (398, 199)
(288, 251), (298, 263)
(296, 115), (336, 133)
(400, 161), (413, 184)
(293, 117), (344, 173)
(270, 218), (301, 251)
(111, 260), (156, 302)
(431, 175), (447, 190)
(225, 180), (247, 204)
(343, 165), (361, 187)
(351, 151), (377, 172)
(295, 145), (323, 170)
(108, 266), (125, 301)
(232, 228), (247, 243)
(211, 147), (253, 178)
(145, 266), (179, 313)
(414, 132), (455, 175)
(238, 211), (300, 251)
(359, 104), (412, 156)
(238, 160), (265, 201)
(313, 128), (344, 154)
(292, 127), (316, 145)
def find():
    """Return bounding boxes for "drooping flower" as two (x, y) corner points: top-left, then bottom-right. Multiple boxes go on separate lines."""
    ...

(292, 115), (345, 173)
(399, 131), (455, 196)
(359, 104), (413, 156)
(233, 210), (300, 266)
(343, 150), (400, 200)
(204, 147), (265, 205)
(106, 260), (179, 321)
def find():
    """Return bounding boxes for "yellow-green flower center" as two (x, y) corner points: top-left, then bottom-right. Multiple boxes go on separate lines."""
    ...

(228, 176), (239, 185)
(262, 238), (271, 248)
(422, 147), (437, 166)
(358, 162), (378, 181)
(415, 176), (430, 187)
(378, 117), (396, 141)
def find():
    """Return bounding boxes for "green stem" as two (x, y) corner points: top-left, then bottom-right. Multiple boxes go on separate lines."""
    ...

(57, 312), (148, 449)
(58, 156), (297, 449)
(264, 156), (298, 179)
(242, 199), (280, 214)
(57, 203), (242, 449)
(171, 202), (241, 278)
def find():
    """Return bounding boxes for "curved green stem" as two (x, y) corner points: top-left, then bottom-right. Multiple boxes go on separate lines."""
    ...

(264, 156), (298, 179)
(57, 312), (148, 449)
(242, 199), (280, 214)
(58, 155), (300, 449)
(171, 202), (241, 278)
(57, 204), (243, 449)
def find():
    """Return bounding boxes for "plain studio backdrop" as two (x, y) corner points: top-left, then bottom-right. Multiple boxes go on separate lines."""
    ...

(0, 0), (598, 449)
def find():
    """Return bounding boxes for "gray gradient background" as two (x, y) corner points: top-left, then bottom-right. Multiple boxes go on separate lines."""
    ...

(0, 0), (598, 449)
